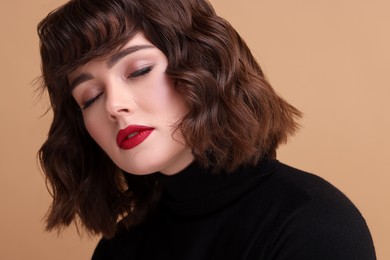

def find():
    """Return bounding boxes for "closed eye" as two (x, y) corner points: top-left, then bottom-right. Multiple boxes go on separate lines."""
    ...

(82, 92), (103, 110)
(128, 66), (153, 79)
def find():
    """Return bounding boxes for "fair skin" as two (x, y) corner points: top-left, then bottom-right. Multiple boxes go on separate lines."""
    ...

(69, 32), (194, 175)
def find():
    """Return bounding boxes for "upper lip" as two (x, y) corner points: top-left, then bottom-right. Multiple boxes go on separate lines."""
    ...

(116, 125), (154, 147)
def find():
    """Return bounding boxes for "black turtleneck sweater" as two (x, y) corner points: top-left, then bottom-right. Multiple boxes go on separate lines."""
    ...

(92, 159), (376, 259)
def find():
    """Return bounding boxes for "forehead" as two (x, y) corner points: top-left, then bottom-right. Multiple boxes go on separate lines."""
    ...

(67, 32), (162, 91)
(68, 32), (155, 80)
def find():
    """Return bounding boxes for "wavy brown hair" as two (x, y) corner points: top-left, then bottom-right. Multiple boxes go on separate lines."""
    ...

(37, 0), (302, 238)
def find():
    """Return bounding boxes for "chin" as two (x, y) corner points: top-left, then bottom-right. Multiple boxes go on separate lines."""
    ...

(122, 167), (157, 176)
(119, 162), (165, 176)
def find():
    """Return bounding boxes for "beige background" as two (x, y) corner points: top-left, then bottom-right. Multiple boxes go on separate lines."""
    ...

(0, 0), (388, 259)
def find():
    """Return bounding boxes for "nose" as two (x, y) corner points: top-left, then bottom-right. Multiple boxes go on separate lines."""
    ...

(105, 83), (135, 121)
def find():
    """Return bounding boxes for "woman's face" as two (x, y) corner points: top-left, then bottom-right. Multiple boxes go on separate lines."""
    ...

(69, 32), (194, 175)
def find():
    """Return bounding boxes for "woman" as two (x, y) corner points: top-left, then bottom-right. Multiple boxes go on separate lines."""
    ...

(37, 0), (376, 259)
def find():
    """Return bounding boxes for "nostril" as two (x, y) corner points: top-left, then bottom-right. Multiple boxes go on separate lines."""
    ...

(118, 108), (130, 113)
(105, 94), (134, 119)
(107, 106), (131, 121)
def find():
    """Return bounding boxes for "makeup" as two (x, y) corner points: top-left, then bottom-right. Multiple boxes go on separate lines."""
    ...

(116, 125), (154, 150)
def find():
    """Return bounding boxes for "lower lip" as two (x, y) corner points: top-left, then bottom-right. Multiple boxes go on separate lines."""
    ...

(119, 129), (154, 150)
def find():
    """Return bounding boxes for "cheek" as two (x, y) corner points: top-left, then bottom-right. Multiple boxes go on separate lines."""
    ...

(156, 79), (188, 116)
(140, 74), (183, 111)
(82, 112), (109, 146)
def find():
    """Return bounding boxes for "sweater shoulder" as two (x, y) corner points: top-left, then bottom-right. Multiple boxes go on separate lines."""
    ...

(263, 161), (352, 205)
(247, 161), (376, 259)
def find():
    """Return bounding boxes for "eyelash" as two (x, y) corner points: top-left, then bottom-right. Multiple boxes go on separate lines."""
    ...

(81, 66), (154, 110)
(81, 92), (103, 110)
(128, 66), (153, 79)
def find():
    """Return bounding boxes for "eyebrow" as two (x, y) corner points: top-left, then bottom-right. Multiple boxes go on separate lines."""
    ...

(69, 44), (154, 91)
(107, 44), (154, 68)
(69, 73), (94, 91)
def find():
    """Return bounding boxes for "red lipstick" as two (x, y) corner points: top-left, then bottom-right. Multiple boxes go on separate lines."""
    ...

(116, 125), (154, 150)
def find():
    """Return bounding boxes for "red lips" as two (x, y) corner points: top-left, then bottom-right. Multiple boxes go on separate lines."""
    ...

(116, 125), (154, 150)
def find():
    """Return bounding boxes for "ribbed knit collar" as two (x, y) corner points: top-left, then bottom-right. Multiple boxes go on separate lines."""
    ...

(155, 159), (279, 217)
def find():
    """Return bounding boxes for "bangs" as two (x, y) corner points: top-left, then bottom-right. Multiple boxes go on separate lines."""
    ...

(38, 0), (142, 75)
